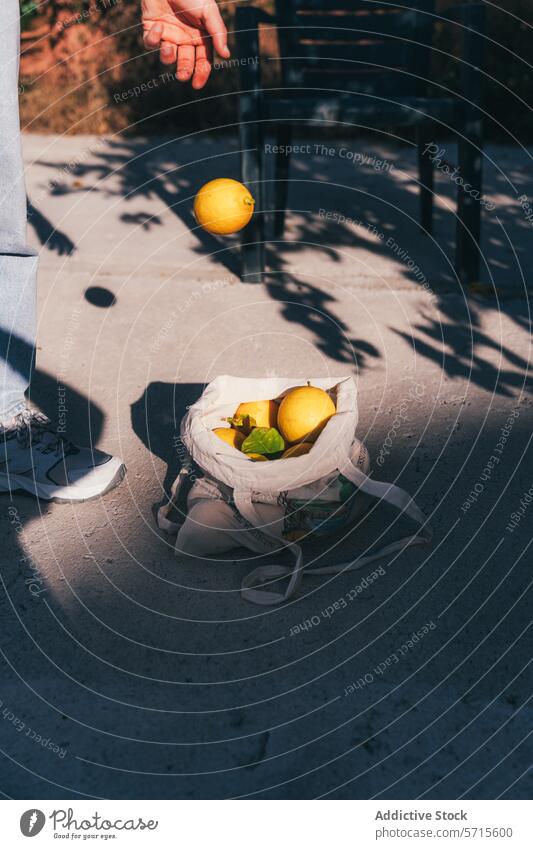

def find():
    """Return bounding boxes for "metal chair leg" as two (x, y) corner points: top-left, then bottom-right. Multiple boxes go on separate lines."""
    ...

(273, 125), (292, 238)
(417, 125), (434, 235)
(237, 5), (265, 283)
(240, 121), (264, 283)
(455, 121), (483, 286)
(454, 2), (486, 286)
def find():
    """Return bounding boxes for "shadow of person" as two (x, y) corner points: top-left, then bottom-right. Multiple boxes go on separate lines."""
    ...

(26, 198), (76, 257)
(0, 326), (104, 446)
(0, 328), (109, 796)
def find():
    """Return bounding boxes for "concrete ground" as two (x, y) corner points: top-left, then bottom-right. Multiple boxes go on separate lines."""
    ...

(0, 133), (531, 799)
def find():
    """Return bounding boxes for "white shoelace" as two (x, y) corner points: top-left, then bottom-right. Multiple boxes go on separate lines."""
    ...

(0, 409), (74, 456)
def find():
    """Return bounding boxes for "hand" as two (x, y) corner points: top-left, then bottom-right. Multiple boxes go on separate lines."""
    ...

(141, 0), (230, 89)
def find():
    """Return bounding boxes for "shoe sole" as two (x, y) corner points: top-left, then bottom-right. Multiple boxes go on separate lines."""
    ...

(0, 463), (126, 504)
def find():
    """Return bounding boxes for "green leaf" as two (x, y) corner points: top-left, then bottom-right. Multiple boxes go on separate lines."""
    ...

(241, 427), (285, 456)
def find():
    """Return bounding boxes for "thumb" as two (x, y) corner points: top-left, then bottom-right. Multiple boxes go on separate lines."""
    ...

(203, 1), (230, 58)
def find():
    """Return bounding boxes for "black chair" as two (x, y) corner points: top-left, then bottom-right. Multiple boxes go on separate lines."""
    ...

(236, 0), (486, 284)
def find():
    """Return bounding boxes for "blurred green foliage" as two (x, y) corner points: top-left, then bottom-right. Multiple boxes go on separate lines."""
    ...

(19, 0), (38, 27)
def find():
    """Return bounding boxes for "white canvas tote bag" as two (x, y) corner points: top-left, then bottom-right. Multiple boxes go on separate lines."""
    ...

(158, 375), (432, 605)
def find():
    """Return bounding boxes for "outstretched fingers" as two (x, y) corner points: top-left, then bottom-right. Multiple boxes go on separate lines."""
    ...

(176, 43), (195, 80)
(143, 21), (163, 50)
(160, 41), (178, 65)
(192, 40), (213, 89)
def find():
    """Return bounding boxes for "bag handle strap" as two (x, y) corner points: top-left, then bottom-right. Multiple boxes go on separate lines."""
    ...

(233, 491), (305, 605)
(157, 460), (194, 534)
(234, 454), (432, 605)
(338, 455), (431, 531)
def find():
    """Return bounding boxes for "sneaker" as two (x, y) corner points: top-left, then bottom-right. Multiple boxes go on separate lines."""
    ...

(0, 408), (126, 503)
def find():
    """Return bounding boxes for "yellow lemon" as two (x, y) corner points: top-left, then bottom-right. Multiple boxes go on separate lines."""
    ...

(212, 427), (245, 450)
(234, 399), (278, 430)
(282, 442), (313, 458)
(246, 453), (269, 461)
(277, 385), (336, 443)
(193, 179), (255, 235)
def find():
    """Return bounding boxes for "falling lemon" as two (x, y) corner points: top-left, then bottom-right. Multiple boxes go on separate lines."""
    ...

(277, 385), (336, 444)
(282, 442), (313, 458)
(194, 178), (255, 235)
(212, 427), (245, 450)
